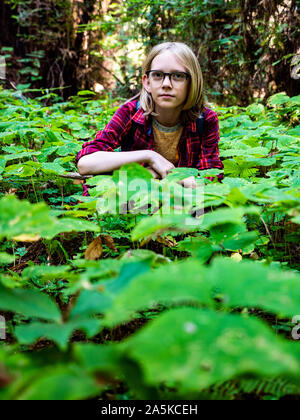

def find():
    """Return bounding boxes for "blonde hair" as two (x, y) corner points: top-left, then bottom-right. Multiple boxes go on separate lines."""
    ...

(139, 42), (206, 124)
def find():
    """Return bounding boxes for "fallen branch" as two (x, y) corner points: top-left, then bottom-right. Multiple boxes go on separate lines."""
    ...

(59, 172), (93, 180)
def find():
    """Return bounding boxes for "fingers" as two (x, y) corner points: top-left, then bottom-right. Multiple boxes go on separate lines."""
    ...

(178, 176), (197, 189)
(150, 157), (174, 179)
(145, 166), (160, 179)
(148, 151), (176, 179)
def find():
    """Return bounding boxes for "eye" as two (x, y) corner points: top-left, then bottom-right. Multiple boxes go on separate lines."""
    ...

(172, 72), (186, 81)
(152, 71), (163, 79)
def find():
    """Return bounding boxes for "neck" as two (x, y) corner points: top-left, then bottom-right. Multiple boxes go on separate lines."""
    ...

(154, 105), (182, 127)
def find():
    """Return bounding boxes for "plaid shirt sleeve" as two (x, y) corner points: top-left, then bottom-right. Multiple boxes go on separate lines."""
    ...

(75, 102), (133, 164)
(197, 109), (224, 181)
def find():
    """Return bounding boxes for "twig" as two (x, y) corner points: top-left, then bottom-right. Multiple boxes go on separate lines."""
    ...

(59, 172), (93, 180)
(259, 214), (277, 251)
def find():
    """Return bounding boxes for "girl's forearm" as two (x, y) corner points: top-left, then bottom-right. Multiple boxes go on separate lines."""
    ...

(77, 150), (153, 175)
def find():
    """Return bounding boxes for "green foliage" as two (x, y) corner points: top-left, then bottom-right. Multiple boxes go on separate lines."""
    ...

(0, 195), (99, 240)
(0, 89), (299, 400)
(119, 307), (300, 392)
(0, 284), (61, 322)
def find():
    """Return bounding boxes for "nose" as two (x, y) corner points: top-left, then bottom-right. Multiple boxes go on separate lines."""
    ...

(162, 74), (172, 87)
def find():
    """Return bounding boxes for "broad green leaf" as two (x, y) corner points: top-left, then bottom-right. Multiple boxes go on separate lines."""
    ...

(4, 163), (38, 177)
(15, 318), (102, 350)
(209, 258), (300, 317)
(21, 265), (72, 283)
(17, 365), (100, 400)
(0, 285), (61, 322)
(200, 208), (244, 230)
(268, 93), (290, 106)
(104, 260), (152, 295)
(103, 259), (213, 327)
(70, 260), (152, 319)
(165, 167), (198, 182)
(0, 195), (57, 239)
(74, 343), (122, 373)
(43, 218), (99, 239)
(222, 231), (258, 252)
(292, 215), (300, 224)
(121, 307), (300, 391)
(112, 162), (153, 183)
(41, 162), (66, 175)
(131, 214), (203, 241)
(0, 196), (99, 240)
(177, 236), (217, 263)
(0, 252), (15, 265)
(246, 103), (265, 115)
(70, 290), (113, 319)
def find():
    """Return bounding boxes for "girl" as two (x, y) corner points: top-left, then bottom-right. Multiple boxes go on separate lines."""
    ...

(76, 42), (223, 193)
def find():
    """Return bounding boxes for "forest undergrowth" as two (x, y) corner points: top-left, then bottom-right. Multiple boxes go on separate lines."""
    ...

(0, 87), (299, 400)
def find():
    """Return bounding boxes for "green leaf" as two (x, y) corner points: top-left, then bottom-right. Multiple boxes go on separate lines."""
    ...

(0, 158), (6, 175)
(0, 196), (99, 241)
(70, 260), (152, 319)
(112, 162), (153, 183)
(200, 207), (244, 230)
(0, 252), (15, 265)
(41, 162), (66, 175)
(21, 265), (72, 283)
(246, 103), (265, 115)
(268, 93), (290, 107)
(292, 215), (300, 225)
(122, 307), (300, 391)
(74, 343), (122, 373)
(177, 236), (217, 263)
(209, 257), (300, 317)
(222, 231), (258, 252)
(4, 162), (38, 177)
(17, 365), (100, 400)
(70, 290), (113, 319)
(0, 195), (57, 240)
(0, 285), (61, 322)
(43, 218), (100, 239)
(165, 168), (198, 182)
(103, 259), (213, 327)
(104, 260), (152, 295)
(15, 318), (102, 350)
(131, 214), (203, 242)
(77, 90), (96, 96)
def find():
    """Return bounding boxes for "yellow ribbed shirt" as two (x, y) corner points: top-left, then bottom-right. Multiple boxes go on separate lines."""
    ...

(152, 118), (183, 165)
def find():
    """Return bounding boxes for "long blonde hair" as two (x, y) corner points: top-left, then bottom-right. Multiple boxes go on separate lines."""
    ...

(139, 42), (206, 124)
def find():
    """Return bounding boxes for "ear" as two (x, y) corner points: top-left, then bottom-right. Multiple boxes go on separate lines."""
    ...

(142, 73), (151, 93)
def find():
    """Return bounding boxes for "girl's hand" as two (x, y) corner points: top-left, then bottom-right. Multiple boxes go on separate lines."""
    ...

(177, 176), (197, 189)
(147, 151), (175, 179)
(145, 165), (160, 179)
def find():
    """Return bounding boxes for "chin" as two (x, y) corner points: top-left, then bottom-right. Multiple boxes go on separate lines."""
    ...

(157, 99), (180, 108)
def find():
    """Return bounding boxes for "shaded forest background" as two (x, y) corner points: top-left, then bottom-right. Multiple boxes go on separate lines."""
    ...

(0, 0), (300, 105)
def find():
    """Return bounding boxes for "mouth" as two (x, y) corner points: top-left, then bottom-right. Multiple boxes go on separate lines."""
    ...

(159, 94), (174, 98)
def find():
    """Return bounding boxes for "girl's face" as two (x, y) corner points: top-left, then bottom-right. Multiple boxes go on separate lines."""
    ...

(142, 51), (190, 113)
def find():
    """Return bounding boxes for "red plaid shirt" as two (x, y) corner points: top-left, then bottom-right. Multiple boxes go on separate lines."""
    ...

(76, 99), (223, 194)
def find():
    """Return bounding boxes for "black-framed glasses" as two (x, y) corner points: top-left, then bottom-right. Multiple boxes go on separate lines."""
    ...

(146, 70), (190, 83)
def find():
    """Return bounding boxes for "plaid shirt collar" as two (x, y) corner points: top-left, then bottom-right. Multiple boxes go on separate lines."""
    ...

(131, 106), (198, 134)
